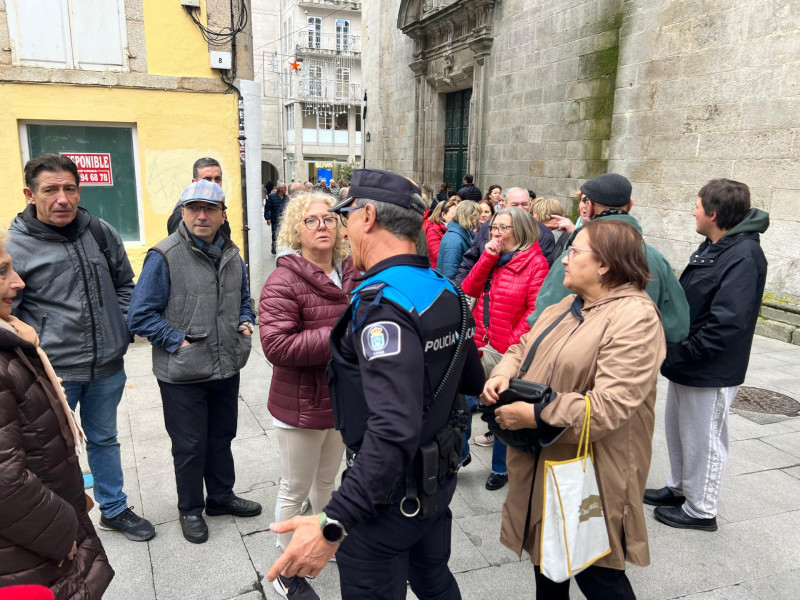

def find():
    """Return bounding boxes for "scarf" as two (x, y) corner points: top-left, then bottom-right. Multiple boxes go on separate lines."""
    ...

(0, 316), (86, 455)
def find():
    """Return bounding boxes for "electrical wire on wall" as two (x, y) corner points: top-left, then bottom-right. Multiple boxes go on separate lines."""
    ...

(183, 0), (249, 93)
(183, 0), (253, 275)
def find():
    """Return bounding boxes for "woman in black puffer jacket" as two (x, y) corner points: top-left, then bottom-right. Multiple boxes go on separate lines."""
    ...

(0, 230), (113, 599)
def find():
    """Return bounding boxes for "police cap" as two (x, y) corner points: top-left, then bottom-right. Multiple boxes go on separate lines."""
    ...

(329, 169), (424, 215)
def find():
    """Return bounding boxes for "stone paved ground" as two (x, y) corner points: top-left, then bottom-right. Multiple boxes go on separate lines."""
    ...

(86, 253), (800, 600)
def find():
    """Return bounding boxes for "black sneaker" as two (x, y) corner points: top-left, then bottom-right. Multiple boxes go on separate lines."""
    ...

(99, 507), (156, 541)
(272, 574), (319, 600)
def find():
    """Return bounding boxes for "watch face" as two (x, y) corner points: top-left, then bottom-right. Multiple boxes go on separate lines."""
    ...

(322, 521), (344, 543)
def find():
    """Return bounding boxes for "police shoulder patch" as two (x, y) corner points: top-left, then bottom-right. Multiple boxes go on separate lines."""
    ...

(361, 321), (401, 361)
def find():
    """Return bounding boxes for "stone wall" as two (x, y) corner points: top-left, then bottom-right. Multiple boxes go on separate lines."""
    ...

(609, 0), (800, 300)
(481, 0), (622, 198)
(362, 0), (800, 306)
(362, 0), (417, 176)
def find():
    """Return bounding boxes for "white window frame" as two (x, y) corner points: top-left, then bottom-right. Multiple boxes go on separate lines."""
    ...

(307, 17), (322, 49)
(317, 110), (333, 131)
(336, 19), (351, 51)
(18, 120), (145, 245)
(336, 67), (350, 99)
(308, 65), (323, 98)
(6, 0), (129, 71)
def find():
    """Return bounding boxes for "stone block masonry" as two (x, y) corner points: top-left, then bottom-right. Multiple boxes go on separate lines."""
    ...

(362, 0), (800, 304)
(610, 0), (800, 301)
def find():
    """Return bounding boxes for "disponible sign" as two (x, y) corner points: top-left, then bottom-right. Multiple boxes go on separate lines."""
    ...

(62, 152), (114, 186)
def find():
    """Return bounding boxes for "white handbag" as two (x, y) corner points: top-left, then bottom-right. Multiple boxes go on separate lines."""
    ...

(540, 396), (612, 583)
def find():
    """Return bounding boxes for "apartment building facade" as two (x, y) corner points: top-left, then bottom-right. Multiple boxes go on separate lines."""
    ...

(255, 0), (362, 186)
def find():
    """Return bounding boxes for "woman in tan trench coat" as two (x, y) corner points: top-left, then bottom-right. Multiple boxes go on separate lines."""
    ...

(483, 219), (666, 600)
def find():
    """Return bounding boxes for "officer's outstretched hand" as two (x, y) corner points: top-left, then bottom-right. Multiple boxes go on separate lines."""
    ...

(267, 516), (338, 583)
(481, 374), (509, 405)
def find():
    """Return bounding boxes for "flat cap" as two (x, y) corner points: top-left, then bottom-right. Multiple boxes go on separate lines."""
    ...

(580, 173), (632, 208)
(180, 180), (226, 207)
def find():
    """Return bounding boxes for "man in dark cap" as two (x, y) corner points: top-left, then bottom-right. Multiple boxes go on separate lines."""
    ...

(267, 169), (484, 600)
(526, 173), (689, 345)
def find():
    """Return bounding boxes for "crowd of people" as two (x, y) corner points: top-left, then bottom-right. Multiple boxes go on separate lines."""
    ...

(0, 155), (770, 600)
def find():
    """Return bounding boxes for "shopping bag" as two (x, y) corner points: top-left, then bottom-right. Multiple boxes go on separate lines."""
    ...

(540, 396), (611, 583)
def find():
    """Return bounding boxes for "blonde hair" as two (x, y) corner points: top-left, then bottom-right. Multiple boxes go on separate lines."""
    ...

(429, 198), (459, 225)
(276, 191), (350, 264)
(451, 201), (482, 231)
(532, 198), (565, 222)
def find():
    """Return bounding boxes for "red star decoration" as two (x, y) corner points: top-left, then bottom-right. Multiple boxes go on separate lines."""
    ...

(290, 60), (300, 72)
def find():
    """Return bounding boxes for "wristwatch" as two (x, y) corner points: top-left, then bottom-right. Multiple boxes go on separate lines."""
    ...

(239, 322), (254, 334)
(319, 511), (347, 544)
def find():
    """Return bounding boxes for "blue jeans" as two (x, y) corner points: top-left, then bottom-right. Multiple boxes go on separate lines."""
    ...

(491, 439), (507, 476)
(63, 369), (128, 518)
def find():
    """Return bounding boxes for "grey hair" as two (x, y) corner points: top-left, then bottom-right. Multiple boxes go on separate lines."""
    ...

(192, 157), (221, 179)
(492, 207), (539, 251)
(354, 193), (426, 241)
(505, 187), (530, 205)
(276, 181), (287, 189)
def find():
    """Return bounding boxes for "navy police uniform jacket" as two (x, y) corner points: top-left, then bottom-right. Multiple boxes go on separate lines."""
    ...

(324, 255), (483, 532)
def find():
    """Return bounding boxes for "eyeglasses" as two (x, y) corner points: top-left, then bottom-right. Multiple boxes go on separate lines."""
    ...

(184, 204), (223, 215)
(489, 224), (513, 234)
(565, 246), (595, 261)
(337, 205), (364, 227)
(303, 216), (338, 230)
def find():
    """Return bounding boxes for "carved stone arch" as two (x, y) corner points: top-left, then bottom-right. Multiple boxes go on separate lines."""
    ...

(397, 0), (423, 30)
(396, 0), (497, 188)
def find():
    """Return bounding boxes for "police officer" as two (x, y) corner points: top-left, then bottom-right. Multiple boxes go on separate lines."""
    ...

(267, 169), (484, 600)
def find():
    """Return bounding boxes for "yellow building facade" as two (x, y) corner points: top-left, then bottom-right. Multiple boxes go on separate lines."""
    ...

(0, 0), (253, 274)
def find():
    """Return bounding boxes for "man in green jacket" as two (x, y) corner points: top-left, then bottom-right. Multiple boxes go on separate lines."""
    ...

(526, 173), (689, 345)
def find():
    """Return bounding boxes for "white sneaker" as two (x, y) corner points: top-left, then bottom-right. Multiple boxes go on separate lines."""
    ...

(474, 432), (494, 447)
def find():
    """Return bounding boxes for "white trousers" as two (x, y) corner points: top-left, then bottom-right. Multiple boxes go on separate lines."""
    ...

(274, 426), (345, 550)
(665, 381), (738, 519)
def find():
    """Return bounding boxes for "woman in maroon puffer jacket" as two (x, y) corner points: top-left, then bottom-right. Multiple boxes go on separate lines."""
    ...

(0, 233), (113, 599)
(259, 191), (355, 597)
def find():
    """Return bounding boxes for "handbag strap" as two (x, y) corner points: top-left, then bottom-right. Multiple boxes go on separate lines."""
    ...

(577, 396), (592, 459)
(482, 269), (493, 332)
(518, 295), (584, 377)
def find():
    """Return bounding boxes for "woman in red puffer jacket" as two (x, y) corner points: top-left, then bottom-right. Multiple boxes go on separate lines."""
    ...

(462, 207), (549, 354)
(259, 191), (355, 597)
(425, 198), (458, 268)
(461, 207), (549, 490)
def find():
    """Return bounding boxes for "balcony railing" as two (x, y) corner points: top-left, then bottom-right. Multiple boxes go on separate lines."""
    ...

(297, 32), (361, 55)
(302, 128), (350, 146)
(298, 80), (362, 103)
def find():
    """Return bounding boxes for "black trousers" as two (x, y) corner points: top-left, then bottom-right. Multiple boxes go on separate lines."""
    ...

(158, 374), (240, 515)
(534, 564), (636, 600)
(336, 479), (460, 600)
